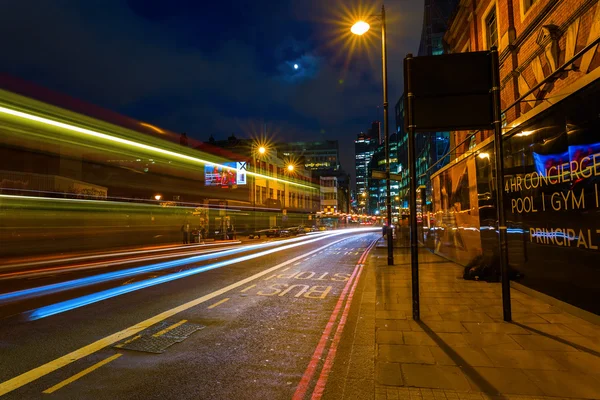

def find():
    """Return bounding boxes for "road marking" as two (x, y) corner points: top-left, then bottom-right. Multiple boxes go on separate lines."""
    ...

(293, 259), (364, 399)
(294, 239), (377, 400)
(114, 335), (141, 348)
(153, 320), (187, 337)
(240, 284), (256, 293)
(264, 274), (277, 281)
(42, 354), (122, 394)
(0, 237), (350, 397)
(281, 267), (290, 272)
(294, 262), (301, 266)
(311, 243), (376, 399)
(207, 298), (230, 309)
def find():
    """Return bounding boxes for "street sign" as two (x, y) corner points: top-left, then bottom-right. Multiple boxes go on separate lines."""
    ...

(371, 170), (402, 181)
(405, 51), (494, 132)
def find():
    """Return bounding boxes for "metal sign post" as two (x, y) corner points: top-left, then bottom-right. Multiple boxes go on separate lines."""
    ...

(405, 54), (420, 321)
(490, 47), (512, 321)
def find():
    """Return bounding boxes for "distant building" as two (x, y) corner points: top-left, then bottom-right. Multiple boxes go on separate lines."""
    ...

(319, 176), (337, 214)
(368, 121), (382, 145)
(277, 140), (340, 172)
(418, 0), (459, 57)
(354, 132), (377, 197)
(204, 135), (319, 222)
(367, 132), (402, 221)
(394, 0), (455, 208)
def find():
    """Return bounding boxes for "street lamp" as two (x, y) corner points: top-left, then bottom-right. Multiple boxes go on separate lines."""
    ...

(154, 194), (162, 201)
(287, 164), (294, 172)
(351, 21), (370, 35)
(351, 5), (393, 265)
(253, 143), (269, 232)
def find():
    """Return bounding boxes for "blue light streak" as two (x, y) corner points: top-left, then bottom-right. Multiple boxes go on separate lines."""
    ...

(26, 229), (377, 320)
(0, 233), (332, 304)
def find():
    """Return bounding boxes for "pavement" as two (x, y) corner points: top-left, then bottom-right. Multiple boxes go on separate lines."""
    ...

(335, 239), (600, 400)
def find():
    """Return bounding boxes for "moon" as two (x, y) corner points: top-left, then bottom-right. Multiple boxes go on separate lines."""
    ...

(293, 64), (299, 70)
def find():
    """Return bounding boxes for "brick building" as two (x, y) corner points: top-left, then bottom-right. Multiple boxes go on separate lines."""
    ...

(427, 0), (600, 315)
(444, 0), (600, 154)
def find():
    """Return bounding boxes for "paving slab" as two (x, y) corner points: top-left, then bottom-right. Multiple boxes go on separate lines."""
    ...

(523, 369), (600, 399)
(401, 364), (471, 391)
(376, 362), (404, 386)
(429, 347), (494, 367)
(377, 330), (404, 345)
(402, 331), (440, 346)
(509, 334), (579, 352)
(545, 350), (600, 375)
(463, 367), (544, 395)
(379, 345), (435, 364)
(482, 348), (564, 370)
(376, 319), (412, 331)
(460, 333), (522, 349)
(439, 311), (494, 323)
(462, 323), (530, 335)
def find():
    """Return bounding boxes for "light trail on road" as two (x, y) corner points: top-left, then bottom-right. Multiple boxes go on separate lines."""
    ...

(0, 231), (347, 304)
(26, 229), (376, 320)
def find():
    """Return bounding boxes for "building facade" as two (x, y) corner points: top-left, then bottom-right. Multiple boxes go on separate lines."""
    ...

(394, 0), (456, 214)
(319, 176), (338, 214)
(277, 140), (340, 172)
(354, 132), (378, 211)
(429, 0), (600, 315)
(206, 135), (320, 228)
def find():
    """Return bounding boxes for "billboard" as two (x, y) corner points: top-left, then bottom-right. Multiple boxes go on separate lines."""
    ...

(204, 162), (247, 187)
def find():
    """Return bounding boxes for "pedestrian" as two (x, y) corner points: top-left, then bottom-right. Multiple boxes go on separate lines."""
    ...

(181, 223), (190, 244)
(382, 224), (387, 238)
(200, 227), (206, 244)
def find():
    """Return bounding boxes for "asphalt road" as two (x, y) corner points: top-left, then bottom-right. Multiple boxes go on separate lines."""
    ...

(0, 229), (379, 399)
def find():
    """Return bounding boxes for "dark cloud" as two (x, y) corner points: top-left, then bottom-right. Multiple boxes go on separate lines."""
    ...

(0, 0), (423, 186)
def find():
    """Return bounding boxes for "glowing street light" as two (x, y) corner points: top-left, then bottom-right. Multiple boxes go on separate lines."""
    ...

(351, 5), (393, 266)
(154, 194), (162, 201)
(287, 164), (294, 172)
(258, 146), (267, 155)
(351, 21), (370, 35)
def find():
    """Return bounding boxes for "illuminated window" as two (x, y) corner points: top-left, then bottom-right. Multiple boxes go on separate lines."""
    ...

(485, 8), (498, 49)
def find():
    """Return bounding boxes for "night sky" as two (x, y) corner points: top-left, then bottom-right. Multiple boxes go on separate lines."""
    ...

(0, 0), (423, 184)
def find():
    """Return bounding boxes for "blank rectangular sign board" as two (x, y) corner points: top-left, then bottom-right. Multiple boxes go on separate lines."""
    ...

(406, 51), (494, 132)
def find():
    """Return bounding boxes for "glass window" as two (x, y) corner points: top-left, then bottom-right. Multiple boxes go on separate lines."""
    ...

(485, 8), (498, 49)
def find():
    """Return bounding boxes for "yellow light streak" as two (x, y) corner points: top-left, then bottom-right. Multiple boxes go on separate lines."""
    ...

(139, 122), (165, 134)
(0, 105), (315, 190)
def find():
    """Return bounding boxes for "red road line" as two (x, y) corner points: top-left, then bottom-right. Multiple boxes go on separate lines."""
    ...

(310, 240), (377, 399)
(293, 239), (377, 400)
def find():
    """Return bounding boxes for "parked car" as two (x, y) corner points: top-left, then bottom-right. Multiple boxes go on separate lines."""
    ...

(248, 229), (271, 239)
(266, 228), (281, 238)
(286, 226), (302, 236)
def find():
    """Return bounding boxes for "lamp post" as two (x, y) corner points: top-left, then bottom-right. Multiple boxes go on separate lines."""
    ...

(253, 144), (268, 232)
(351, 5), (393, 265)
